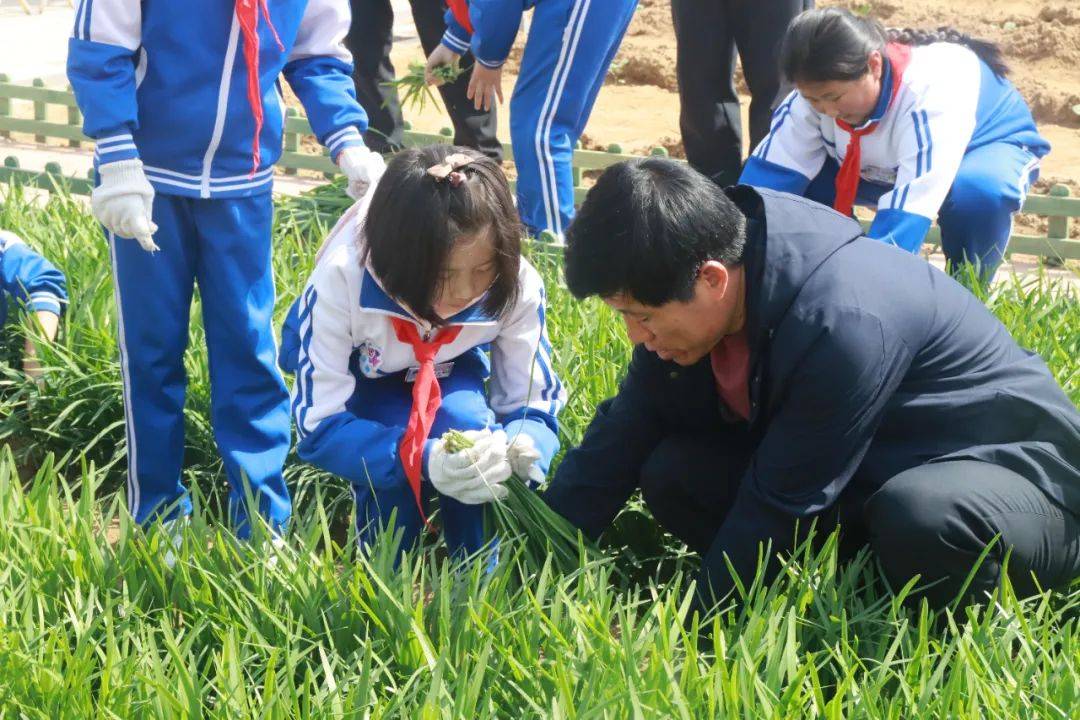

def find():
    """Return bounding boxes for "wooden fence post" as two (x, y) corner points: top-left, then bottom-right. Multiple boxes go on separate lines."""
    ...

(0, 73), (9, 140)
(32, 78), (46, 144)
(66, 84), (81, 148)
(283, 108), (298, 176)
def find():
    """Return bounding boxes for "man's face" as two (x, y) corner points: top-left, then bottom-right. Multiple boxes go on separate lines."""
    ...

(603, 263), (743, 366)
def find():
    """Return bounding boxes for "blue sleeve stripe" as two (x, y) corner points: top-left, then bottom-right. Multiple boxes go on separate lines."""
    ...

(96, 133), (134, 148)
(760, 104), (794, 160)
(29, 298), (62, 314)
(755, 98), (795, 160)
(81, 0), (94, 40)
(96, 143), (138, 156)
(73, 0), (85, 39)
(292, 286), (318, 439)
(442, 30), (470, 53)
(535, 299), (564, 415)
(325, 127), (362, 157)
(911, 111), (925, 178)
(920, 110), (933, 173)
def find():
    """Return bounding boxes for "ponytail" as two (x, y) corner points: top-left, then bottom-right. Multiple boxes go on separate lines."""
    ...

(887, 26), (1009, 77)
(781, 8), (1009, 85)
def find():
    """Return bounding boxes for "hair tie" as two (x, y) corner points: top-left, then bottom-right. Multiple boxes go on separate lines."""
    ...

(426, 153), (475, 186)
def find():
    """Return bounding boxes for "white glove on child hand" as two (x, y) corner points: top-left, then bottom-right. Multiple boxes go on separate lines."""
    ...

(337, 145), (387, 200)
(428, 428), (511, 505)
(507, 433), (545, 485)
(91, 159), (159, 252)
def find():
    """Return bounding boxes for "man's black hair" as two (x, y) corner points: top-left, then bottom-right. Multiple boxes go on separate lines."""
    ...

(564, 158), (747, 305)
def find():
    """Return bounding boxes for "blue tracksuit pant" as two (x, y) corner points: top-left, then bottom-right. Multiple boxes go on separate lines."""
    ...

(347, 349), (494, 557)
(108, 193), (291, 537)
(510, 0), (638, 240)
(804, 140), (1041, 277)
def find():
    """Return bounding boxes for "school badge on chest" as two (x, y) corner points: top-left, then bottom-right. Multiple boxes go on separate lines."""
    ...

(357, 341), (383, 377)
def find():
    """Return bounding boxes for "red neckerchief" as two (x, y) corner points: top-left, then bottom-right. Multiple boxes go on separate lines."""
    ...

(236, 0), (284, 177)
(391, 317), (463, 525)
(447, 0), (474, 34)
(833, 43), (912, 216)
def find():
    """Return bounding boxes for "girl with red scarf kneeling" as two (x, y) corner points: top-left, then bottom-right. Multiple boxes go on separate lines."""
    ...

(740, 8), (1050, 283)
(282, 146), (565, 557)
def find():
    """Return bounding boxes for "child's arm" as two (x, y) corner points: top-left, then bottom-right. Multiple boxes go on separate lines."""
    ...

(488, 266), (566, 477)
(740, 90), (827, 194)
(282, 0), (370, 161)
(0, 232), (67, 322)
(440, 0), (526, 69)
(66, 0), (143, 167)
(868, 65), (980, 253)
(22, 310), (60, 384)
(1, 232), (67, 382)
(292, 262), (410, 489)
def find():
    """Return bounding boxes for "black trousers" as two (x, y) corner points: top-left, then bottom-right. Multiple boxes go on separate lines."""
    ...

(670, 0), (809, 185)
(345, 0), (504, 160)
(640, 434), (1080, 607)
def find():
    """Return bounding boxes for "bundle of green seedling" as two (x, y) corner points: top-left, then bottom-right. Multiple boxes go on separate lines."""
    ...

(442, 429), (601, 573)
(383, 61), (464, 113)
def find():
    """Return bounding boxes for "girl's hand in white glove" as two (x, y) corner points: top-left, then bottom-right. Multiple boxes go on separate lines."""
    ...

(427, 428), (511, 505)
(337, 145), (387, 200)
(507, 433), (545, 485)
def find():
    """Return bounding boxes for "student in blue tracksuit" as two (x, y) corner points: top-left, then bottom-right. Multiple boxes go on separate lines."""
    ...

(740, 8), (1050, 280)
(66, 0), (386, 538)
(423, 0), (639, 242)
(0, 230), (67, 377)
(281, 145), (565, 556)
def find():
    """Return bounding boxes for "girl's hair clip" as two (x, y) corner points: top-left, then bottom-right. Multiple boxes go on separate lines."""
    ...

(426, 153), (475, 188)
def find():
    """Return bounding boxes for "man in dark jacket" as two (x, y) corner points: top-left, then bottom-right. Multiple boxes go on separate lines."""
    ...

(545, 158), (1080, 609)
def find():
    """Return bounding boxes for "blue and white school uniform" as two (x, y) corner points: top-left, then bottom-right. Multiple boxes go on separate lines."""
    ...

(0, 231), (67, 327)
(67, 0), (371, 536)
(282, 202), (566, 554)
(740, 42), (1050, 274)
(441, 0), (639, 241)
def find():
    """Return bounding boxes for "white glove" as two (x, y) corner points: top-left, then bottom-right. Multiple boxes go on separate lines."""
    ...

(507, 433), (545, 485)
(337, 145), (387, 200)
(91, 159), (159, 252)
(427, 428), (511, 505)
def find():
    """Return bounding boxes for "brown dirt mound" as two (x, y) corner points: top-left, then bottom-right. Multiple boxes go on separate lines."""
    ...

(1025, 83), (1080, 128)
(1039, 5), (1080, 27)
(608, 54), (678, 92)
(1004, 22), (1080, 64)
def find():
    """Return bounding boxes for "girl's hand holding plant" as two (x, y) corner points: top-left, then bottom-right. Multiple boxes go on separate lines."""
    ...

(428, 428), (511, 504)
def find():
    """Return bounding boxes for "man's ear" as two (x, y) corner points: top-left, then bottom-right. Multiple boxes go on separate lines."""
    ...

(699, 261), (730, 297)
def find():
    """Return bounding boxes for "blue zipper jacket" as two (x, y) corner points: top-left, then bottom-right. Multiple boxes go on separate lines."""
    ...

(0, 231), (67, 326)
(67, 0), (369, 199)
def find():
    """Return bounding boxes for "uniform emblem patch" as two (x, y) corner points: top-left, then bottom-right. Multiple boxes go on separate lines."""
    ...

(357, 341), (383, 376)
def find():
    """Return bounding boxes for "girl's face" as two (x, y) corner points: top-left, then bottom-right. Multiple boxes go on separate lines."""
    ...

(796, 50), (884, 126)
(433, 226), (499, 319)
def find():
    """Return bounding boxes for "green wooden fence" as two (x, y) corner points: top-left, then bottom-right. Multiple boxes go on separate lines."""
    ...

(1, 75), (1077, 259)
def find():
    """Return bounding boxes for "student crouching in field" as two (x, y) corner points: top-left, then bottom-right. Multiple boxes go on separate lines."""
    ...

(740, 8), (1050, 282)
(0, 230), (66, 381)
(282, 145), (565, 557)
(544, 158), (1080, 611)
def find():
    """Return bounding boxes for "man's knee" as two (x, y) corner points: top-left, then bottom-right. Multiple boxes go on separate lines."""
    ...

(864, 464), (1002, 605)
